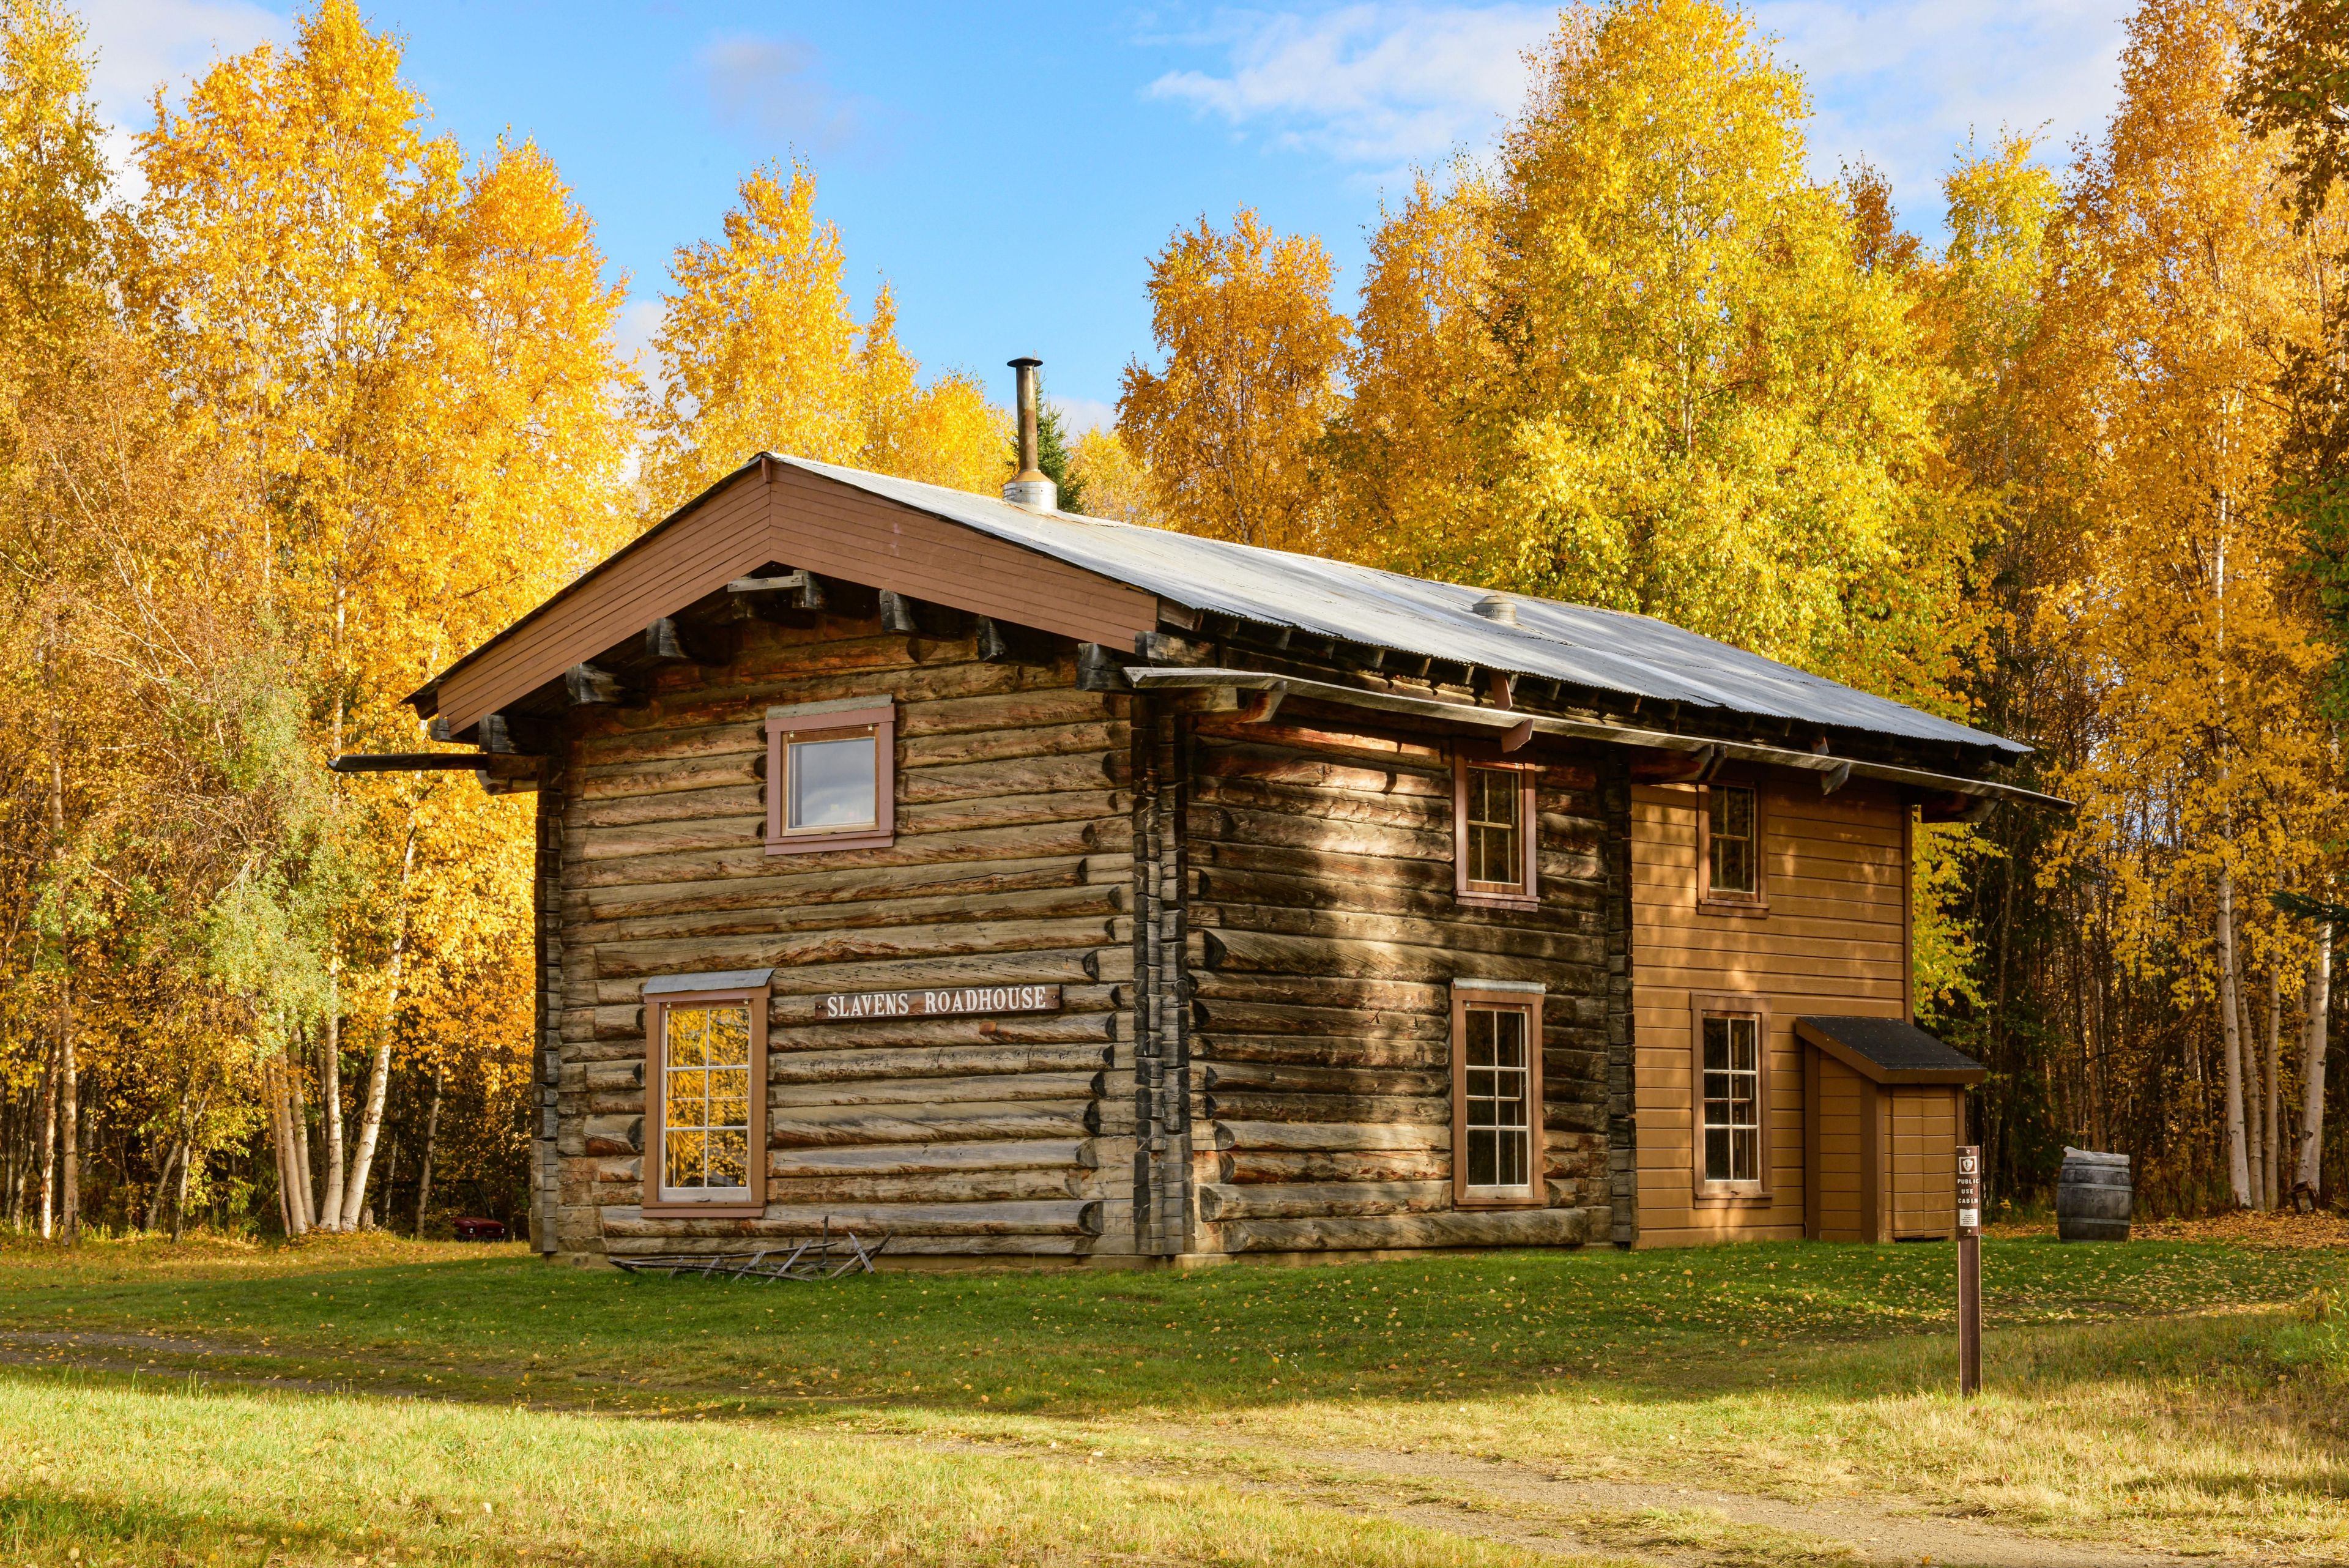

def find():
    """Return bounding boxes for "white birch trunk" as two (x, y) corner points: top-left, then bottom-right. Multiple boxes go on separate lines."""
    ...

(320, 962), (345, 1231)
(2220, 867), (2253, 1206)
(2299, 923), (2332, 1195)
(340, 830), (417, 1230)
(2264, 964), (2284, 1211)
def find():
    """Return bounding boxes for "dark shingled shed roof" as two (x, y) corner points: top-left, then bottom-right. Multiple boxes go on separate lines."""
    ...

(1795, 1016), (1987, 1085)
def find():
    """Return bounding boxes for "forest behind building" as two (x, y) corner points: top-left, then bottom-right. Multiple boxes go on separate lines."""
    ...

(4, 0), (2347, 1238)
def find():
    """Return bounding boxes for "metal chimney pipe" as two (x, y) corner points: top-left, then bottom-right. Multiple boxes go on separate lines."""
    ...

(1002, 356), (1057, 510)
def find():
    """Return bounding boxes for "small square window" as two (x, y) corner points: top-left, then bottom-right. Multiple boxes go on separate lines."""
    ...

(765, 700), (894, 853)
(786, 733), (878, 831)
(1454, 756), (1537, 908)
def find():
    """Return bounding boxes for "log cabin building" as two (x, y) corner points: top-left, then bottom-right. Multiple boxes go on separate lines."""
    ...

(366, 365), (2049, 1265)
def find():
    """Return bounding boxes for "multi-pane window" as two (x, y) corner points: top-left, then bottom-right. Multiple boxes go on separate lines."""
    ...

(765, 699), (894, 854)
(1701, 1013), (1762, 1186)
(1466, 767), (1523, 885)
(1706, 784), (1757, 897)
(661, 1004), (753, 1193)
(1455, 757), (1535, 907)
(1463, 1005), (1532, 1189)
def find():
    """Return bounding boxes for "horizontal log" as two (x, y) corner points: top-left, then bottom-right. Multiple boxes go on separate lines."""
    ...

(768, 1138), (1088, 1176)
(901, 718), (1126, 770)
(899, 752), (1125, 805)
(568, 820), (1106, 891)
(570, 782), (760, 831)
(576, 882), (1123, 949)
(601, 1232), (1094, 1258)
(1190, 997), (1444, 1039)
(769, 1102), (1090, 1147)
(1187, 972), (1450, 1015)
(766, 1042), (1110, 1083)
(1194, 866), (1600, 925)
(578, 855), (1092, 922)
(1190, 905), (1605, 963)
(575, 753), (757, 802)
(1197, 1180), (1452, 1222)
(765, 1169), (1083, 1205)
(1220, 1148), (1452, 1184)
(1217, 1206), (1592, 1253)
(769, 1070), (1103, 1109)
(1193, 928), (1595, 986)
(590, 949), (1106, 1007)
(584, 1115), (642, 1156)
(1193, 742), (1447, 797)
(1192, 778), (1447, 834)
(592, 913), (1118, 981)
(1190, 718), (1447, 770)
(1210, 1120), (1448, 1154)
(1189, 804), (1450, 863)
(1192, 839), (1458, 893)
(1197, 1034), (1438, 1071)
(1201, 1061), (1445, 1097)
(601, 1199), (1102, 1237)
(1203, 1091), (1449, 1125)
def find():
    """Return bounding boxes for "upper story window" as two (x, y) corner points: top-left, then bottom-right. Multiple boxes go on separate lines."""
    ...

(1696, 779), (1766, 913)
(642, 971), (771, 1217)
(1454, 754), (1538, 910)
(765, 698), (895, 855)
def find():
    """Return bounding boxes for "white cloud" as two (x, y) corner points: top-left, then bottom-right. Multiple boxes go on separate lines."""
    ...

(698, 32), (881, 154)
(1146, 2), (2127, 232)
(1148, 4), (1551, 168)
(1753, 0), (2125, 229)
(74, 0), (286, 190)
(1048, 395), (1117, 436)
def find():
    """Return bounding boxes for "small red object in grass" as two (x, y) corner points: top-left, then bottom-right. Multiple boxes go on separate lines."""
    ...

(452, 1217), (507, 1242)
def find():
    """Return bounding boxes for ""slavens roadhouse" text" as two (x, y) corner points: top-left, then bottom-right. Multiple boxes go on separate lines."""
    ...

(817, 984), (1061, 1021)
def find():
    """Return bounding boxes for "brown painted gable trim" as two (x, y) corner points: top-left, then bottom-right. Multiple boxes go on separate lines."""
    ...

(765, 463), (1157, 649)
(421, 460), (1160, 736)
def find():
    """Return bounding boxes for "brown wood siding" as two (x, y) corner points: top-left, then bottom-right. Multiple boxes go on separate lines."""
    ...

(551, 609), (1139, 1259)
(1181, 712), (1621, 1253)
(1889, 1087), (1959, 1238)
(1806, 1049), (1869, 1241)
(1630, 777), (1910, 1247)
(437, 466), (1160, 736)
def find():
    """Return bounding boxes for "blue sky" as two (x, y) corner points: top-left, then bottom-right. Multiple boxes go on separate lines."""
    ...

(78, 1), (2130, 428)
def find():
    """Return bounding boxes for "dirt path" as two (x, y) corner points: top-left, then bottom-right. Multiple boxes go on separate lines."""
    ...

(1277, 1441), (2180, 1568)
(2, 1331), (2186, 1568)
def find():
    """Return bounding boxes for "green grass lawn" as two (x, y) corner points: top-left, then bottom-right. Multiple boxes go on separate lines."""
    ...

(2, 1232), (2343, 1565)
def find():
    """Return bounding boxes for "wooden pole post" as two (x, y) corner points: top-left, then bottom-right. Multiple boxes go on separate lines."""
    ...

(1956, 1143), (1982, 1397)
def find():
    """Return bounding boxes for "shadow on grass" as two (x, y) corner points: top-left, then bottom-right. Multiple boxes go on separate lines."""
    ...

(0, 1233), (2340, 1425)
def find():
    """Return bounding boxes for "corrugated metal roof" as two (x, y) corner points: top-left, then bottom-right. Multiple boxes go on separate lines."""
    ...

(777, 455), (2026, 757)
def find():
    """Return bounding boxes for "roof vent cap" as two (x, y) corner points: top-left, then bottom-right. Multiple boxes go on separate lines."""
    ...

(1003, 356), (1058, 511)
(1472, 593), (1520, 627)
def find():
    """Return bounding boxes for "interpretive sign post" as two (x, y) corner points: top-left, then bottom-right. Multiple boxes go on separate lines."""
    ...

(1956, 1143), (1983, 1397)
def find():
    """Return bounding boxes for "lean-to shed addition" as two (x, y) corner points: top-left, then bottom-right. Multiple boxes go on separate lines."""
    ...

(368, 366), (2057, 1264)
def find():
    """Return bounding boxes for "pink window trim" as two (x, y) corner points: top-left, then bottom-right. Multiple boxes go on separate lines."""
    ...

(764, 702), (896, 855)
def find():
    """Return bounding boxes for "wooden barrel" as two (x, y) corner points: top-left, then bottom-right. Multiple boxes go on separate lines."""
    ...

(2057, 1148), (2131, 1242)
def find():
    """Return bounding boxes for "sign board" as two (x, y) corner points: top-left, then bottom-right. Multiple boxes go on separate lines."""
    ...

(816, 984), (1061, 1022)
(1956, 1144), (1983, 1235)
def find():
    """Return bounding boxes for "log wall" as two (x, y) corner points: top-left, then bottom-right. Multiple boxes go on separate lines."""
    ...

(1180, 710), (1627, 1254)
(549, 610), (1138, 1260)
(1629, 776), (1911, 1247)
